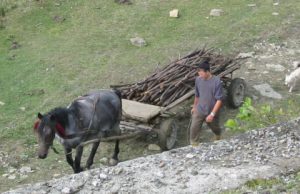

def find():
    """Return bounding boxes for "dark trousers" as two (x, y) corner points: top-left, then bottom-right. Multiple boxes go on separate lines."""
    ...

(189, 110), (222, 144)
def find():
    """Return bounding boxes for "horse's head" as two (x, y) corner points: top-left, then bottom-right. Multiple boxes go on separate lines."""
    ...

(33, 113), (56, 159)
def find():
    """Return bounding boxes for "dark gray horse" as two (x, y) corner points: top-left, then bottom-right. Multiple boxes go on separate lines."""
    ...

(33, 90), (122, 173)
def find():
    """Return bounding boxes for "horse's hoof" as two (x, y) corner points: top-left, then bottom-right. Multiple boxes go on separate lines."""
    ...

(74, 167), (84, 173)
(108, 158), (118, 166)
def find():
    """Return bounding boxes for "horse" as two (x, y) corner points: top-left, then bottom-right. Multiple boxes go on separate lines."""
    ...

(33, 90), (122, 173)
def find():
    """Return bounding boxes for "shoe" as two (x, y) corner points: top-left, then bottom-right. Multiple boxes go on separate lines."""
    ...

(191, 142), (199, 147)
(214, 135), (221, 141)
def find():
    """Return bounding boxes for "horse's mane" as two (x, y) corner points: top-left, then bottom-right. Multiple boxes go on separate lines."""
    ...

(47, 107), (70, 128)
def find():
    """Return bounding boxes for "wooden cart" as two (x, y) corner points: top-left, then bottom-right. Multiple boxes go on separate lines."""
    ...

(115, 49), (246, 150)
(119, 79), (246, 150)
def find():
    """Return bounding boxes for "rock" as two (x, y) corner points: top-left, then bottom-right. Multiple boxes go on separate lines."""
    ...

(109, 158), (118, 166)
(186, 153), (195, 159)
(53, 174), (61, 178)
(247, 63), (256, 70)
(0, 101), (5, 106)
(2, 173), (9, 177)
(272, 12), (279, 16)
(292, 61), (300, 69)
(169, 9), (179, 18)
(61, 187), (71, 194)
(19, 174), (28, 179)
(159, 162), (166, 168)
(19, 166), (33, 174)
(53, 15), (65, 23)
(9, 167), (17, 173)
(253, 83), (282, 99)
(148, 144), (161, 151)
(100, 157), (109, 165)
(191, 170), (198, 176)
(287, 49), (296, 55)
(115, 0), (132, 4)
(10, 41), (21, 50)
(20, 107), (26, 111)
(114, 167), (123, 175)
(110, 183), (121, 193)
(259, 55), (272, 59)
(130, 37), (147, 47)
(273, 2), (279, 6)
(247, 4), (256, 7)
(210, 9), (224, 16)
(8, 175), (16, 180)
(156, 171), (165, 178)
(238, 52), (255, 58)
(266, 64), (285, 72)
(99, 173), (108, 180)
(92, 179), (101, 187)
(20, 154), (29, 161)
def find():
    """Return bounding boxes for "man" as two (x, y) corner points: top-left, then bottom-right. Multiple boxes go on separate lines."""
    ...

(190, 61), (223, 146)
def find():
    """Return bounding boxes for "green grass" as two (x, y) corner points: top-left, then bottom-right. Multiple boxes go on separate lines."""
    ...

(0, 0), (300, 158)
(1, 0), (300, 142)
(223, 171), (300, 193)
(0, 1), (300, 191)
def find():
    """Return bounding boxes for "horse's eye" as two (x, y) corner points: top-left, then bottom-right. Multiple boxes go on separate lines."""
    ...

(43, 126), (53, 135)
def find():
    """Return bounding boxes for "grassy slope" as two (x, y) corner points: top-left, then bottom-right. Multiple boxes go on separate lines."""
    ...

(0, 0), (300, 191)
(1, 0), (299, 141)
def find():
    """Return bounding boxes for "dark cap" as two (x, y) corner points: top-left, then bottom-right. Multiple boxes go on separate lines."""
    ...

(196, 61), (210, 71)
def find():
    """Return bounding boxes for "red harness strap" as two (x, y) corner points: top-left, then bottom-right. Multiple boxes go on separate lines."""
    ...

(55, 123), (66, 138)
(34, 121), (39, 130)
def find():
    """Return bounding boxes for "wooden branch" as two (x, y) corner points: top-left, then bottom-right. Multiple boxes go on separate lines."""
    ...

(113, 47), (243, 107)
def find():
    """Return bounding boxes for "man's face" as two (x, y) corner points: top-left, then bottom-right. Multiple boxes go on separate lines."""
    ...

(197, 69), (209, 79)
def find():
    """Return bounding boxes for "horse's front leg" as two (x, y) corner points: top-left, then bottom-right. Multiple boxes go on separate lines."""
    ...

(109, 140), (119, 166)
(74, 145), (84, 173)
(86, 141), (100, 169)
(64, 147), (75, 171)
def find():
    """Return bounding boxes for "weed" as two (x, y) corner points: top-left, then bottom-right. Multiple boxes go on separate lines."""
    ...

(245, 178), (281, 188)
(225, 97), (298, 132)
(0, 7), (5, 17)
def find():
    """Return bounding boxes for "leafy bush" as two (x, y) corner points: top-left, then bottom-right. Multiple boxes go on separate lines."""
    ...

(225, 97), (288, 132)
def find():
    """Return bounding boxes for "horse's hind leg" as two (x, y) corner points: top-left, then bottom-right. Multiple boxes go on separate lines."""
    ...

(86, 141), (100, 169)
(74, 145), (84, 173)
(109, 140), (119, 166)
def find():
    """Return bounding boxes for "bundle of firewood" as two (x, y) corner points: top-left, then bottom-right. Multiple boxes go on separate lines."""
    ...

(112, 48), (242, 107)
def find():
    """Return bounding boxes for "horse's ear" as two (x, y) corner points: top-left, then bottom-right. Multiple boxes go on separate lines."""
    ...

(37, 113), (43, 119)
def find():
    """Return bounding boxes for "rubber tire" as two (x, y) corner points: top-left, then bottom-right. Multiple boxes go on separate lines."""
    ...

(228, 78), (246, 108)
(158, 119), (178, 150)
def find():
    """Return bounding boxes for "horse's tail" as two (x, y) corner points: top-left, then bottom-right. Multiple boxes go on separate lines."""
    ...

(113, 89), (122, 100)
(112, 89), (123, 119)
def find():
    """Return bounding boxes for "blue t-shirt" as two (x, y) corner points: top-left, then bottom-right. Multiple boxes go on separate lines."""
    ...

(195, 75), (223, 115)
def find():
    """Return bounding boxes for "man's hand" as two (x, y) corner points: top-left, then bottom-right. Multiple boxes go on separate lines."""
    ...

(191, 108), (196, 114)
(206, 114), (214, 123)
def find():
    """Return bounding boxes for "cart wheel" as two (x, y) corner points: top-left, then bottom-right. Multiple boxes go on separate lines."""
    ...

(158, 119), (178, 150)
(228, 78), (246, 108)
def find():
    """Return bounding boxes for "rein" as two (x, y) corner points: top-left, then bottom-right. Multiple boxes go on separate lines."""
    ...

(51, 146), (60, 154)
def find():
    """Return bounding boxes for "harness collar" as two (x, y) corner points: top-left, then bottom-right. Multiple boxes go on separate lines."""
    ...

(55, 123), (66, 138)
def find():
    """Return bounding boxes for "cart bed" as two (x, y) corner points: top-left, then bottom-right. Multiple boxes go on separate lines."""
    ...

(122, 99), (162, 123)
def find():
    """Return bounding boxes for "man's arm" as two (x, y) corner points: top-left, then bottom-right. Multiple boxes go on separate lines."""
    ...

(211, 100), (222, 116)
(206, 100), (222, 122)
(191, 97), (199, 114)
